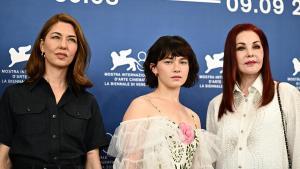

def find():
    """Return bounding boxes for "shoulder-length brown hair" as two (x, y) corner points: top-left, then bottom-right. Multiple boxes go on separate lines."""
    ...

(218, 23), (274, 120)
(26, 13), (92, 90)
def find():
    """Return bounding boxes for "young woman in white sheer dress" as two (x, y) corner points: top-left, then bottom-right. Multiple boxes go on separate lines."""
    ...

(108, 35), (220, 169)
(206, 23), (300, 169)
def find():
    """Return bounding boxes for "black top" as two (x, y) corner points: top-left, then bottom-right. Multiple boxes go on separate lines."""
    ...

(0, 78), (108, 164)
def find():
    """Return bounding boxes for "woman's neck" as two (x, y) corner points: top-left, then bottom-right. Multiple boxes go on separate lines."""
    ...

(43, 67), (68, 89)
(152, 86), (181, 103)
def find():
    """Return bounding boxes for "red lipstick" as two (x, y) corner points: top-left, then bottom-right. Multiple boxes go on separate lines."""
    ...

(245, 60), (257, 64)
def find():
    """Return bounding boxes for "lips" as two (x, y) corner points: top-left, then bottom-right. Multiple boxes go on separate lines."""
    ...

(171, 76), (182, 79)
(245, 60), (257, 65)
(55, 52), (67, 59)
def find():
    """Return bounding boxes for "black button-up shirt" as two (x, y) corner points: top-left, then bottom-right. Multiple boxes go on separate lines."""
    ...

(0, 78), (108, 164)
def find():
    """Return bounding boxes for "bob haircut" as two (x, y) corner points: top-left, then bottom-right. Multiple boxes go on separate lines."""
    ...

(144, 35), (199, 88)
(26, 13), (92, 91)
(218, 23), (274, 120)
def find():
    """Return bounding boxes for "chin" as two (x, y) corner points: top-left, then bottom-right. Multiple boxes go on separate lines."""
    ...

(242, 72), (260, 77)
(242, 68), (261, 74)
(168, 83), (184, 89)
(56, 61), (73, 67)
(53, 64), (71, 69)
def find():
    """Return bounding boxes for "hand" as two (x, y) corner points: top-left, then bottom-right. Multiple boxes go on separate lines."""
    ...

(85, 149), (102, 169)
(0, 144), (11, 169)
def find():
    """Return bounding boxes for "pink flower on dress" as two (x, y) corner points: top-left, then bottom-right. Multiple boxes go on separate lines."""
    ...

(178, 122), (195, 144)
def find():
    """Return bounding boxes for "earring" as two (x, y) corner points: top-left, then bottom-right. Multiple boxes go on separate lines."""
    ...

(41, 52), (45, 57)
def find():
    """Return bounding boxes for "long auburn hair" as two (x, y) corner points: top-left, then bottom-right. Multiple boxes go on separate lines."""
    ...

(218, 23), (274, 120)
(26, 13), (92, 91)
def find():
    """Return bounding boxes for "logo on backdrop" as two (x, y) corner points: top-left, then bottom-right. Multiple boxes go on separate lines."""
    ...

(55, 0), (119, 5)
(103, 49), (147, 87)
(204, 52), (223, 74)
(110, 49), (144, 71)
(9, 45), (31, 67)
(1, 45), (30, 85)
(199, 51), (223, 89)
(292, 58), (300, 76)
(287, 57), (300, 90)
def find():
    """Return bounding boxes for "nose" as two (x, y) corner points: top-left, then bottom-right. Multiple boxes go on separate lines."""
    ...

(246, 49), (255, 58)
(247, 54), (255, 58)
(173, 62), (181, 73)
(59, 38), (67, 49)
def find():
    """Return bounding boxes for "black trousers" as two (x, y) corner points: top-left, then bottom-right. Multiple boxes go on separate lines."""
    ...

(12, 163), (84, 169)
(11, 156), (85, 169)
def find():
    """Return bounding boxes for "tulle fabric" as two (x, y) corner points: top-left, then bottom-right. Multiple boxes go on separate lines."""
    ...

(192, 130), (221, 169)
(107, 116), (220, 169)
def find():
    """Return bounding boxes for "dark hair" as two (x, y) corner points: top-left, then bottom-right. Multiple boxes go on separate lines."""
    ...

(26, 13), (92, 91)
(144, 35), (199, 88)
(218, 23), (274, 120)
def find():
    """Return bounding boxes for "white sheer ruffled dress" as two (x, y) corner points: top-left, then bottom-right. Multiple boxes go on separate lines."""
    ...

(108, 116), (220, 169)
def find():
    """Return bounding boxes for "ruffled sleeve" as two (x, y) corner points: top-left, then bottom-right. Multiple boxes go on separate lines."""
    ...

(192, 130), (221, 169)
(107, 117), (174, 169)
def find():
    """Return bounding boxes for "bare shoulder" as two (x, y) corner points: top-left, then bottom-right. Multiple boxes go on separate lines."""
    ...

(122, 95), (152, 121)
(185, 107), (201, 129)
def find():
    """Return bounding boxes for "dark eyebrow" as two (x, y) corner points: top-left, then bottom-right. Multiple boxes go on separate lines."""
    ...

(50, 32), (77, 38)
(236, 42), (246, 46)
(50, 32), (62, 36)
(178, 57), (188, 60)
(236, 41), (261, 46)
(253, 41), (261, 44)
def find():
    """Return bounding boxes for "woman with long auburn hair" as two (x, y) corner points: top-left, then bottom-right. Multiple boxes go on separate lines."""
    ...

(206, 23), (300, 169)
(0, 13), (108, 169)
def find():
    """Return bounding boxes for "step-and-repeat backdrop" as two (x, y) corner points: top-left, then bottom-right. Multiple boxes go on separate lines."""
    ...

(1, 0), (300, 167)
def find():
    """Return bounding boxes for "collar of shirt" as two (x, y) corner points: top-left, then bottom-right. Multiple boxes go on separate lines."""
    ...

(25, 77), (77, 107)
(233, 74), (263, 95)
(27, 77), (76, 93)
(233, 74), (263, 107)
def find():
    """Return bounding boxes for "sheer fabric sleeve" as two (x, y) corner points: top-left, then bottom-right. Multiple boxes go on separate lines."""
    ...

(107, 118), (173, 169)
(192, 130), (221, 169)
(206, 94), (222, 134)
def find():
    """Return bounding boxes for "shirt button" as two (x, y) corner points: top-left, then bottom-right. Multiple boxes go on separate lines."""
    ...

(52, 114), (56, 119)
(245, 98), (248, 102)
(243, 114), (246, 117)
(239, 147), (242, 151)
(241, 130), (244, 133)
(43, 168), (47, 169)
(76, 112), (80, 116)
(52, 134), (57, 139)
(26, 107), (31, 112)
(53, 156), (57, 160)
(238, 165), (242, 168)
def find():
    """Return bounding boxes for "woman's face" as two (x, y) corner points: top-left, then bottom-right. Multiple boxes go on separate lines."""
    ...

(235, 31), (264, 78)
(152, 55), (189, 89)
(40, 21), (78, 70)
